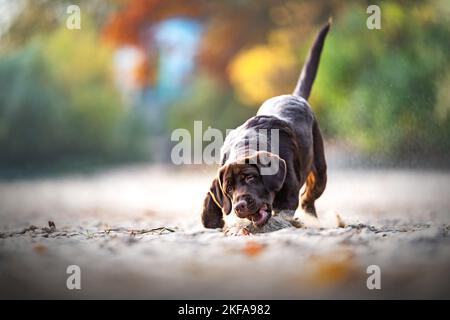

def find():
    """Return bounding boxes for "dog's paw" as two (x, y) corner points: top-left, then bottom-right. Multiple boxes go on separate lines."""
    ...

(224, 226), (252, 236)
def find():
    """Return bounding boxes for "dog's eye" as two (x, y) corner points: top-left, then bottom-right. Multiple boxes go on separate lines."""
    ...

(226, 185), (233, 193)
(246, 175), (256, 182)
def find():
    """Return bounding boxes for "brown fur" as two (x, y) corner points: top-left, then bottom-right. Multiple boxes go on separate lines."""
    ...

(201, 22), (331, 232)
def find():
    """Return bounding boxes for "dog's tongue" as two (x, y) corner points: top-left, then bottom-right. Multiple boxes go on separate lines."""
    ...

(252, 205), (269, 226)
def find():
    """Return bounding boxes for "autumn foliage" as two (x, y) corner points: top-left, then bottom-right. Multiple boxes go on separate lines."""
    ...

(103, 0), (202, 47)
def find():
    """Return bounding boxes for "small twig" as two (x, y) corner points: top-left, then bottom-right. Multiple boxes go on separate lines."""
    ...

(131, 227), (176, 235)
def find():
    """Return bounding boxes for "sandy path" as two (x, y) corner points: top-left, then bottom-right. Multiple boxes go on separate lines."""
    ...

(1, 165), (449, 299)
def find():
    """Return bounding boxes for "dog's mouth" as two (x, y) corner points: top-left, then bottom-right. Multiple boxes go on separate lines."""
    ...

(250, 204), (271, 227)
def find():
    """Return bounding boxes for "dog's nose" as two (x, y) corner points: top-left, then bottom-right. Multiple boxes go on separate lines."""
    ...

(234, 200), (248, 216)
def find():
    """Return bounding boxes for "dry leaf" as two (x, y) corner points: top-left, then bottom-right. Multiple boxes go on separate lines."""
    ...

(242, 241), (265, 257)
(303, 249), (355, 287)
(33, 243), (48, 255)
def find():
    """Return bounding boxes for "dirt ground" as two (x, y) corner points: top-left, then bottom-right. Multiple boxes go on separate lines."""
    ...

(1, 164), (450, 299)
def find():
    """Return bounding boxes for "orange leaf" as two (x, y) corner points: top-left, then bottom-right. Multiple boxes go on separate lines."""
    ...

(242, 241), (265, 257)
(33, 243), (48, 255)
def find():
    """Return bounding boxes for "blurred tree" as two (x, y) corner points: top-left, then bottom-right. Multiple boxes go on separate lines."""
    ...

(228, 29), (298, 105)
(167, 74), (254, 133)
(2, 0), (116, 49)
(43, 20), (123, 154)
(0, 18), (149, 167)
(312, 2), (450, 158)
(2, 0), (449, 168)
(0, 43), (69, 164)
(103, 0), (202, 47)
(102, 0), (279, 87)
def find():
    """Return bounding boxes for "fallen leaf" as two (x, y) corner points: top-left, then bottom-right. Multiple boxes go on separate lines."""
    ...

(33, 243), (48, 255)
(303, 249), (355, 287)
(242, 241), (265, 257)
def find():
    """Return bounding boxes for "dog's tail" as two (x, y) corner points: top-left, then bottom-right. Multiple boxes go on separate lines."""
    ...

(293, 19), (332, 100)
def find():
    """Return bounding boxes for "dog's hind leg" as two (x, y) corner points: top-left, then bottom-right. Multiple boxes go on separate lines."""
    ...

(300, 119), (327, 217)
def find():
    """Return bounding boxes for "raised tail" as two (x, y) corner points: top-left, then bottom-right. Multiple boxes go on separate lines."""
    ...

(293, 19), (332, 100)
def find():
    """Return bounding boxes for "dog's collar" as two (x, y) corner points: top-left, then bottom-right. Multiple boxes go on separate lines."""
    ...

(209, 190), (223, 210)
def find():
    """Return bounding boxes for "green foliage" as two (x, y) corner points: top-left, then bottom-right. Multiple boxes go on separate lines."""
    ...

(2, 0), (450, 171)
(0, 43), (68, 164)
(312, 2), (450, 158)
(0, 26), (148, 167)
(168, 74), (254, 134)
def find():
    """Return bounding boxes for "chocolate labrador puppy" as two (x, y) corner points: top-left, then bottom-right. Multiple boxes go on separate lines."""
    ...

(202, 21), (330, 233)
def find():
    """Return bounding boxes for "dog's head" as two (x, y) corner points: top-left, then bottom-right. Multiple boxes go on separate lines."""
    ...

(211, 151), (286, 227)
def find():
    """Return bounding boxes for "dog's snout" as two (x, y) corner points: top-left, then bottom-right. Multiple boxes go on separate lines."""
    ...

(234, 200), (247, 214)
(234, 194), (256, 218)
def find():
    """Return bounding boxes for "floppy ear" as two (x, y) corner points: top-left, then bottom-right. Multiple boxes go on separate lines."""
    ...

(201, 172), (231, 229)
(215, 166), (232, 215)
(249, 151), (287, 193)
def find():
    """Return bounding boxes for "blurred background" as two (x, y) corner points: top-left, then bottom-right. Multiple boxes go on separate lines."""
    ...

(1, 0), (450, 300)
(1, 0), (449, 175)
